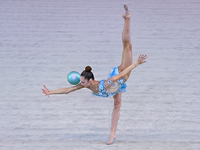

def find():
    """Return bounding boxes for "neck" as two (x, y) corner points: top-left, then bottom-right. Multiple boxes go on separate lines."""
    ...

(88, 79), (95, 88)
(88, 80), (99, 93)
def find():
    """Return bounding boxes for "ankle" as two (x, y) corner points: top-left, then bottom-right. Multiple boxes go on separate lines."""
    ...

(109, 134), (116, 140)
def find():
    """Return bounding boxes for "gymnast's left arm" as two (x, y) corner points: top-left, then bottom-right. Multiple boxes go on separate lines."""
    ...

(111, 54), (148, 82)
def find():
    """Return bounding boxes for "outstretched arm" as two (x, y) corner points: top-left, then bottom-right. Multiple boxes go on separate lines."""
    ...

(42, 83), (84, 97)
(109, 54), (148, 83)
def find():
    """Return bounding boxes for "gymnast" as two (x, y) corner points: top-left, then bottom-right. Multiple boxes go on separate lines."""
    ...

(42, 4), (148, 145)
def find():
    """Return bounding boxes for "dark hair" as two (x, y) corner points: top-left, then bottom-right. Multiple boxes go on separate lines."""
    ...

(81, 66), (94, 80)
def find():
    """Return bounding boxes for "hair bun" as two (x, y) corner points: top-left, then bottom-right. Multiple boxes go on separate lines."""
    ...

(85, 66), (92, 72)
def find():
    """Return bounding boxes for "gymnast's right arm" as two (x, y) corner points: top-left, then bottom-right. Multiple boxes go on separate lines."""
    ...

(42, 84), (84, 97)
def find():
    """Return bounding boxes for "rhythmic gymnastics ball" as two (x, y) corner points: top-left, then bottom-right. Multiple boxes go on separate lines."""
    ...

(67, 71), (80, 85)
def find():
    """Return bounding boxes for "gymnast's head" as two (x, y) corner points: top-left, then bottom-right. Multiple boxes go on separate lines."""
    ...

(80, 66), (94, 87)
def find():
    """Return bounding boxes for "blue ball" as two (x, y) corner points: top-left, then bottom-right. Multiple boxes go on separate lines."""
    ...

(67, 71), (80, 85)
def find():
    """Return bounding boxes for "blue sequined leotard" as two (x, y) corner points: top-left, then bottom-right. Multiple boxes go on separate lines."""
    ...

(93, 67), (127, 97)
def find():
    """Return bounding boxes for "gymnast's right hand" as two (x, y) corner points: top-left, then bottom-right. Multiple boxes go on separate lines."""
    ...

(42, 85), (50, 97)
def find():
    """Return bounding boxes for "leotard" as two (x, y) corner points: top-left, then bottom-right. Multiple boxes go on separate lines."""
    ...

(93, 67), (127, 97)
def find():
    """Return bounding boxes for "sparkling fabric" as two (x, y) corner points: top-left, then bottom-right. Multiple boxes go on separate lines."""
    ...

(93, 67), (127, 97)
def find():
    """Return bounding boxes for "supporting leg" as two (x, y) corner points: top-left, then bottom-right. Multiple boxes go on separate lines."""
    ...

(106, 92), (122, 145)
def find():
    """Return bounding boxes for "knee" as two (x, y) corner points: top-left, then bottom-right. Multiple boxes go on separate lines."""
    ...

(123, 42), (132, 50)
(114, 99), (122, 109)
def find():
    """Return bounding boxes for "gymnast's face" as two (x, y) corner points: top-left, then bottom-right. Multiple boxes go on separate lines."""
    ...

(80, 76), (91, 88)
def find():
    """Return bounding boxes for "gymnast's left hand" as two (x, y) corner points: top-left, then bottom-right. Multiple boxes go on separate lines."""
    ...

(42, 85), (50, 97)
(136, 54), (148, 65)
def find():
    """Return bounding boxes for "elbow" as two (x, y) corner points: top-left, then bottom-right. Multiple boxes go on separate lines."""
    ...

(64, 90), (70, 94)
(63, 89), (70, 94)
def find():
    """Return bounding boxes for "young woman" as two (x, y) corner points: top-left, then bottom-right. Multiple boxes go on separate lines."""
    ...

(42, 4), (148, 145)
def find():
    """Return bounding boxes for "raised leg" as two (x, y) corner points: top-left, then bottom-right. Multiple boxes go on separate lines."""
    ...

(107, 92), (122, 145)
(118, 4), (132, 80)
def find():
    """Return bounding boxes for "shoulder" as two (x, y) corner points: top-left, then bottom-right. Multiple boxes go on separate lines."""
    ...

(75, 83), (84, 89)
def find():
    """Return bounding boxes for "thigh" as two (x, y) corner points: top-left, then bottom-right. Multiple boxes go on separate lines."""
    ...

(119, 43), (132, 73)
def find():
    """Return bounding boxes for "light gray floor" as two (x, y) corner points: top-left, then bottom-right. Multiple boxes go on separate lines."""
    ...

(0, 0), (200, 149)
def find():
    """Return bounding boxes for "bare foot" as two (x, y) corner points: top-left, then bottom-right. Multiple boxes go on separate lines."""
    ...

(122, 4), (131, 19)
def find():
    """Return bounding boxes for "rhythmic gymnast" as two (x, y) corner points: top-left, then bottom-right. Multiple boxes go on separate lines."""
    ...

(42, 4), (148, 145)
